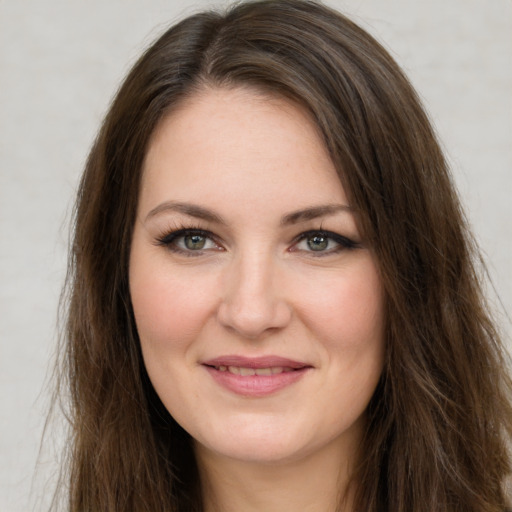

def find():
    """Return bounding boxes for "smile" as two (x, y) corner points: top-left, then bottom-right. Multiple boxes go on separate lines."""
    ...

(202, 356), (312, 396)
(213, 366), (296, 375)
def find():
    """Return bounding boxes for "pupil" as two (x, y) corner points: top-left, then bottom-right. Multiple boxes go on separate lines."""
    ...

(308, 235), (328, 251)
(185, 234), (206, 250)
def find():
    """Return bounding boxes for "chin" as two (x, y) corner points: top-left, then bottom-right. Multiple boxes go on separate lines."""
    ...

(191, 415), (340, 467)
(198, 438), (306, 466)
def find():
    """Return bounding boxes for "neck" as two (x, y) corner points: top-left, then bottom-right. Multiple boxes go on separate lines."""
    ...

(195, 436), (359, 512)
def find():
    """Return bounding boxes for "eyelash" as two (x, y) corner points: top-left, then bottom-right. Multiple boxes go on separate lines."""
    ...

(155, 226), (359, 257)
(291, 230), (359, 256)
(155, 226), (222, 256)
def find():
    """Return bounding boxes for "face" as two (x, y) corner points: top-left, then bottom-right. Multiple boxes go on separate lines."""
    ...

(129, 87), (385, 468)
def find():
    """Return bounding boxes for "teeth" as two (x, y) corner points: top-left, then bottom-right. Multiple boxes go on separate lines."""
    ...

(215, 365), (295, 375)
(239, 367), (256, 376)
(255, 367), (272, 376)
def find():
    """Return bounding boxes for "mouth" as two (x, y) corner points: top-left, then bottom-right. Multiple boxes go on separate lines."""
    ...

(201, 356), (312, 396)
(210, 365), (298, 376)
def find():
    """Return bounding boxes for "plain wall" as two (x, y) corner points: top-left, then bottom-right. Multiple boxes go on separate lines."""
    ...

(1, 0), (510, 510)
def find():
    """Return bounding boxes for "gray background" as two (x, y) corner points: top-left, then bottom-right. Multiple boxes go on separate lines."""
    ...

(1, 0), (511, 510)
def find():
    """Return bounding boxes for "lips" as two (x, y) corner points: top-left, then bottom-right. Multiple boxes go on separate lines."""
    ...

(215, 365), (296, 376)
(202, 356), (312, 396)
(203, 355), (309, 369)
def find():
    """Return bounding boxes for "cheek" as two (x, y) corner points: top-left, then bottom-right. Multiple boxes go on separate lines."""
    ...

(129, 250), (217, 351)
(296, 262), (384, 351)
(304, 261), (385, 415)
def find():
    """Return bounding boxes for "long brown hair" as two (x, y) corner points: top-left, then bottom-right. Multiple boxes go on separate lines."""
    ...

(55, 0), (512, 510)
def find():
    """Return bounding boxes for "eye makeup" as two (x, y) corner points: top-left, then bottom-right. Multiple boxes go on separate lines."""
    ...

(154, 221), (360, 259)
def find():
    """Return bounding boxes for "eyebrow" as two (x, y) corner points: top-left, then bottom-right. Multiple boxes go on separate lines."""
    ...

(280, 204), (354, 225)
(145, 201), (353, 225)
(145, 201), (226, 224)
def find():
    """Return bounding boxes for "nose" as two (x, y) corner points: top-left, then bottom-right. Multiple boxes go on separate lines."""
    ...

(216, 251), (292, 339)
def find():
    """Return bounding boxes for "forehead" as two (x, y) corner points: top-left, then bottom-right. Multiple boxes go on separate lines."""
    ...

(139, 87), (348, 216)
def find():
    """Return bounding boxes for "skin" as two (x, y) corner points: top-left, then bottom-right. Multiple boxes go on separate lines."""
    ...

(129, 87), (385, 512)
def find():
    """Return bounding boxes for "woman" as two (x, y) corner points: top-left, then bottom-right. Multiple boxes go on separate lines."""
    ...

(56, 0), (512, 510)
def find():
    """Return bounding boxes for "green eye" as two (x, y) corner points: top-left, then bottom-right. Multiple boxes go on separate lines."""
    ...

(293, 230), (358, 255)
(158, 228), (221, 255)
(307, 235), (329, 251)
(184, 234), (207, 250)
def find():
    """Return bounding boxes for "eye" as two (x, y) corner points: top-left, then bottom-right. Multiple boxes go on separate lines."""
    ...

(157, 228), (223, 255)
(292, 230), (358, 255)
(181, 233), (210, 250)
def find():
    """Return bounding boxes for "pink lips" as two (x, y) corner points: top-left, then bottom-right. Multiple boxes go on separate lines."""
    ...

(202, 355), (312, 397)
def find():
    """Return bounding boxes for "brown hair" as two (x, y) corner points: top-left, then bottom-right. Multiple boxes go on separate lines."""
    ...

(55, 0), (512, 510)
